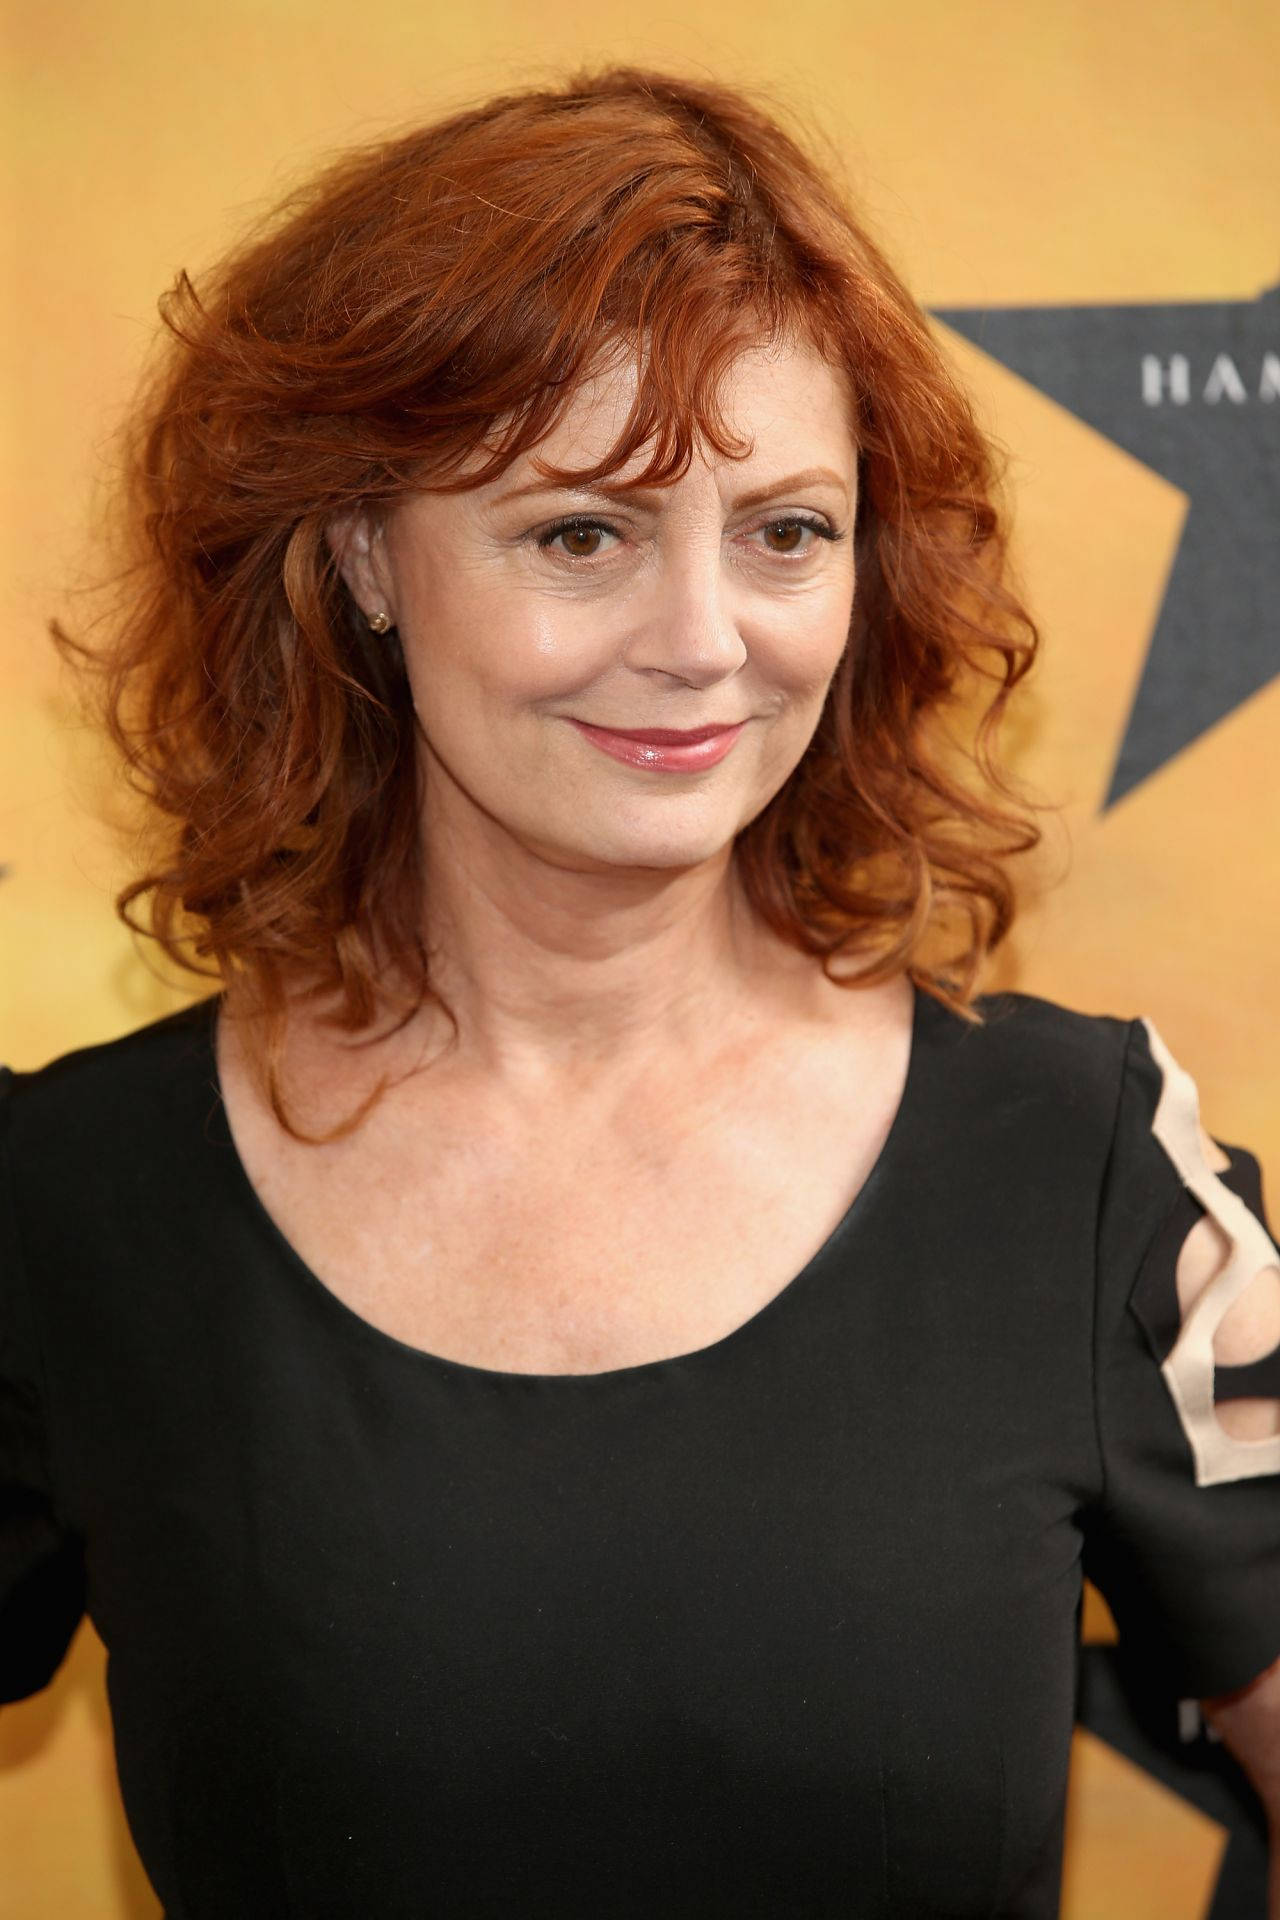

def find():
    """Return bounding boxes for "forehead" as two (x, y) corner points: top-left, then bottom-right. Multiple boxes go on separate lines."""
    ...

(469, 336), (856, 497)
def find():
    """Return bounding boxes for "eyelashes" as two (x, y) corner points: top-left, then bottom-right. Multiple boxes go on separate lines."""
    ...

(533, 513), (846, 564)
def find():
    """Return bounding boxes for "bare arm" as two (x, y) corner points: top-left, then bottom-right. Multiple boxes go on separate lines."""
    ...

(1202, 1651), (1280, 1917)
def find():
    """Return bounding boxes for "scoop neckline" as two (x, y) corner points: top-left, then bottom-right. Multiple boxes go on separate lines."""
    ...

(199, 981), (937, 1390)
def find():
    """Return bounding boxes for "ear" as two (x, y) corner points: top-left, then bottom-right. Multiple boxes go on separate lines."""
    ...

(325, 505), (395, 625)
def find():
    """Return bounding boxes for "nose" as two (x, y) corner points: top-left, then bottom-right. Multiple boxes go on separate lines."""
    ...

(622, 539), (748, 687)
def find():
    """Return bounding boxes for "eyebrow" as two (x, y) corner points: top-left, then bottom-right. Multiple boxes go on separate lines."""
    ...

(494, 465), (852, 511)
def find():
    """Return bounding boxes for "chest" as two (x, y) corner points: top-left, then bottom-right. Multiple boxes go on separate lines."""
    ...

(98, 1202), (1089, 1920)
(217, 999), (914, 1376)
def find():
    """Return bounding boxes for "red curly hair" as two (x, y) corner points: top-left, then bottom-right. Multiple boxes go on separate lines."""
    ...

(60, 63), (1045, 1132)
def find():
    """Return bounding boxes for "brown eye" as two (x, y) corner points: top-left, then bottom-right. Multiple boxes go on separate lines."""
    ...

(764, 520), (804, 552)
(536, 518), (618, 559)
(559, 526), (603, 557)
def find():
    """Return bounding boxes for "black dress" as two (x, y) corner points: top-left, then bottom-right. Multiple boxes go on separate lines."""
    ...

(2, 985), (1278, 1918)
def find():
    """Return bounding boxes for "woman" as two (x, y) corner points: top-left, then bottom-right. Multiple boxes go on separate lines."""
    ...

(3, 63), (1278, 1918)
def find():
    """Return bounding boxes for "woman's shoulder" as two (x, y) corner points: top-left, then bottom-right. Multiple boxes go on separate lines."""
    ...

(1, 995), (221, 1158)
(938, 983), (1136, 1114)
(962, 987), (1264, 1169)
(1, 997), (230, 1326)
(967, 982), (1133, 1044)
(892, 987), (1139, 1207)
(961, 983), (1274, 1282)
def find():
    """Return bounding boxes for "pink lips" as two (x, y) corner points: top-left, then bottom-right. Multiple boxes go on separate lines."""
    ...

(568, 718), (747, 772)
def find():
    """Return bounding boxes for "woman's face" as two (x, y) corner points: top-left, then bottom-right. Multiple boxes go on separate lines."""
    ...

(337, 337), (858, 879)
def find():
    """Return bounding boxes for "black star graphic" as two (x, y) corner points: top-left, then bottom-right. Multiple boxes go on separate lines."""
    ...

(931, 283), (1280, 808)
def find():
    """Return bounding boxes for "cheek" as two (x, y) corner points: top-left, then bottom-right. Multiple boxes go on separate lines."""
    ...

(760, 590), (854, 697)
(399, 592), (614, 730)
(509, 600), (621, 695)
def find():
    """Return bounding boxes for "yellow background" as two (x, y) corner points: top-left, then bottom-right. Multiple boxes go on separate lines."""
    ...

(3, 1), (1277, 1912)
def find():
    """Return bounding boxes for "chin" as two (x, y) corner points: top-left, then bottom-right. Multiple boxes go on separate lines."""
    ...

(540, 824), (737, 873)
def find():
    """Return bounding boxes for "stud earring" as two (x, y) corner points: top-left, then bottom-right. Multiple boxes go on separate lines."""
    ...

(367, 610), (392, 634)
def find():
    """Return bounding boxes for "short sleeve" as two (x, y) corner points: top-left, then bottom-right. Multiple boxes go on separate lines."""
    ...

(1081, 1015), (1280, 1701)
(0, 1066), (87, 1703)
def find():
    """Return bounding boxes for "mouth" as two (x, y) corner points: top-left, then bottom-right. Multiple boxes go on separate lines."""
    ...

(566, 717), (748, 773)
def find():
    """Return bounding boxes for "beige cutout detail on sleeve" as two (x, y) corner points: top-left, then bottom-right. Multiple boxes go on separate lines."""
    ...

(1141, 1017), (1280, 1489)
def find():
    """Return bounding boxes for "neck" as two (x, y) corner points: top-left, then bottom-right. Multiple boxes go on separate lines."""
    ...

(414, 819), (793, 1096)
